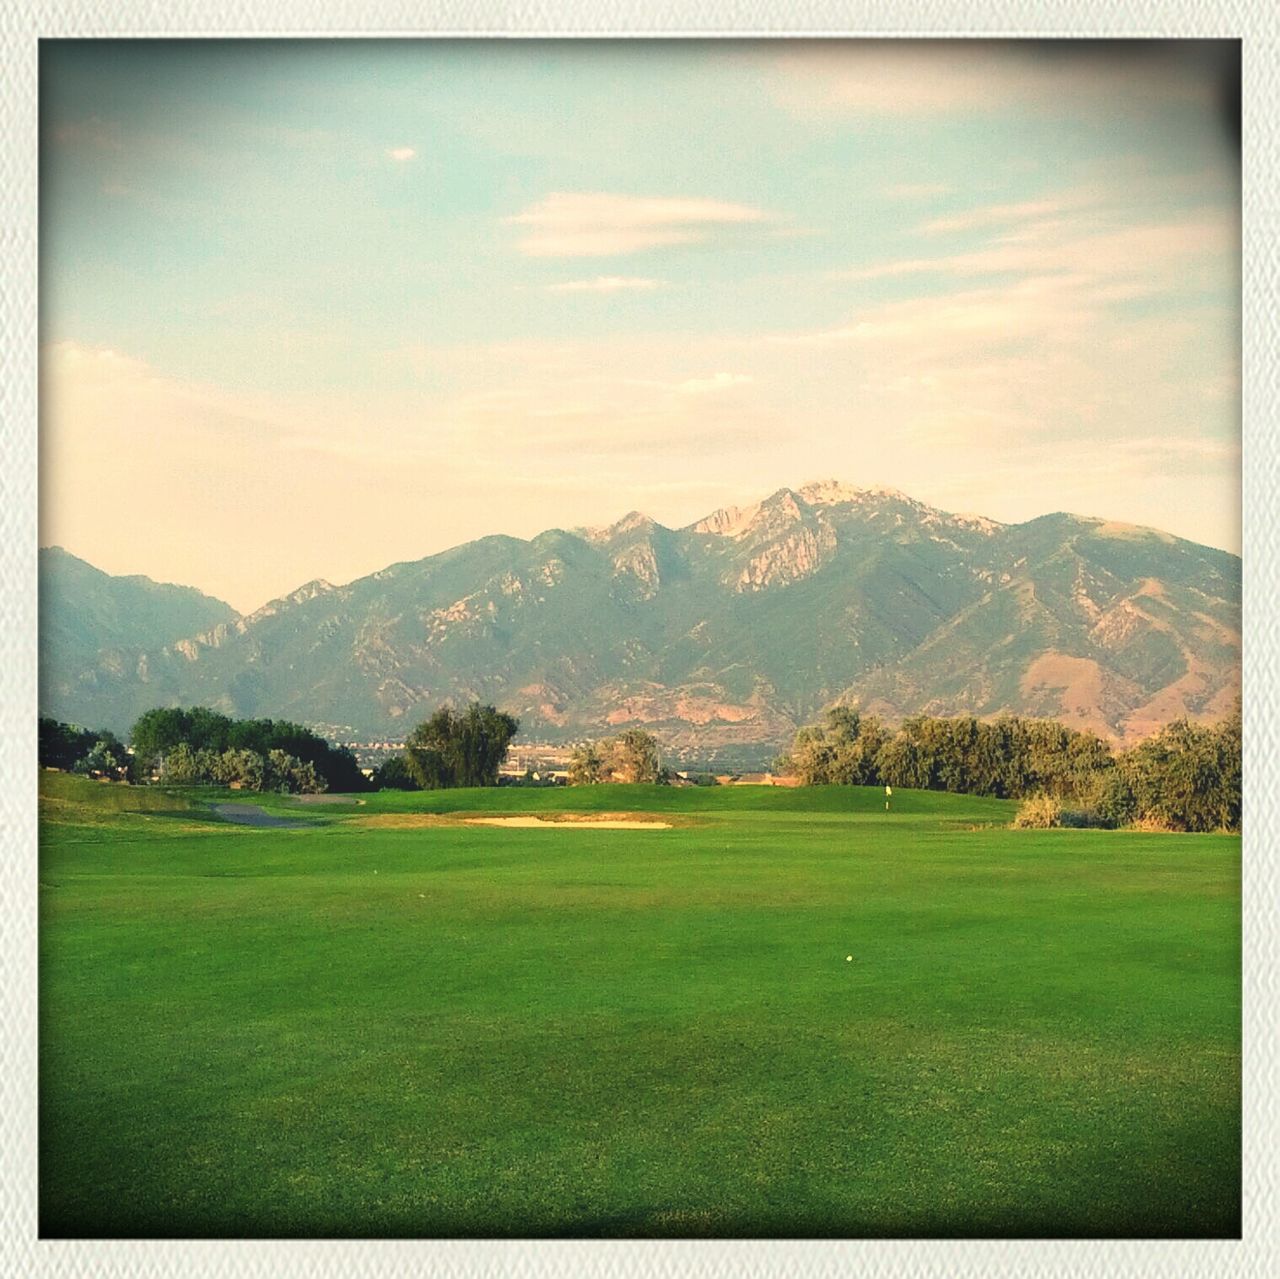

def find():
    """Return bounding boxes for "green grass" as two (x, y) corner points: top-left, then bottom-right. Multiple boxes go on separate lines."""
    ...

(39, 774), (1240, 1238)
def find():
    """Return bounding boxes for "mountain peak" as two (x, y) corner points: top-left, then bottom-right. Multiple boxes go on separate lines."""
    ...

(688, 501), (763, 538)
(796, 479), (908, 506)
(241, 579), (335, 627)
(583, 510), (659, 544)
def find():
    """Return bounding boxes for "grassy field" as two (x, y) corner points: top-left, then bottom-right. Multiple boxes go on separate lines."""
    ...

(39, 772), (1240, 1238)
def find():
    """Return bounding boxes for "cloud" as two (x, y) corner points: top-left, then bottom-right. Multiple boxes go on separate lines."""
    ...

(782, 278), (1099, 354)
(839, 208), (1235, 295)
(920, 199), (1072, 237)
(387, 146), (416, 162)
(546, 276), (666, 294)
(506, 192), (770, 257)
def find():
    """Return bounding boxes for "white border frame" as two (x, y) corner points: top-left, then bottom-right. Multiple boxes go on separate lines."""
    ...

(2, 5), (1274, 1277)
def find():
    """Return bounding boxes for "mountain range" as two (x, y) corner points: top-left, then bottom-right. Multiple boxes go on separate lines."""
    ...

(39, 481), (1241, 755)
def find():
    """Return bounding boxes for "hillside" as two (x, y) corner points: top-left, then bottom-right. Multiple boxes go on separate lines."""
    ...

(38, 483), (1240, 749)
(39, 546), (237, 728)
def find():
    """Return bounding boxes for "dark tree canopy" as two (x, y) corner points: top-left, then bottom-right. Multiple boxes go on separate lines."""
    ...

(404, 703), (519, 789)
(371, 754), (420, 791)
(39, 717), (98, 771)
(128, 707), (369, 792)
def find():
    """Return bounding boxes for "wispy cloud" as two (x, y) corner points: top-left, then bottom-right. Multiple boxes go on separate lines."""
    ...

(839, 205), (1234, 295)
(920, 198), (1071, 236)
(506, 192), (770, 257)
(386, 146), (416, 162)
(546, 276), (666, 294)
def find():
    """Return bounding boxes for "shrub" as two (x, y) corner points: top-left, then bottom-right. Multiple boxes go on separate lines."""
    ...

(1011, 794), (1062, 829)
(1076, 770), (1135, 829)
(1059, 807), (1110, 830)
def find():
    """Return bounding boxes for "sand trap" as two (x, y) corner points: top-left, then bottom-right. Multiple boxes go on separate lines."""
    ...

(465, 816), (671, 830)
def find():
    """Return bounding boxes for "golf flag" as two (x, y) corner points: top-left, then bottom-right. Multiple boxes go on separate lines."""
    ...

(885, 785), (892, 796)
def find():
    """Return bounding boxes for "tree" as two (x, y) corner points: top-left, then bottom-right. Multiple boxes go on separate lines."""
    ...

(78, 733), (130, 780)
(567, 730), (664, 785)
(130, 708), (193, 774)
(568, 743), (604, 785)
(266, 749), (326, 794)
(185, 707), (233, 753)
(603, 729), (662, 783)
(212, 748), (265, 790)
(372, 754), (419, 791)
(1122, 717), (1238, 832)
(39, 717), (97, 771)
(874, 734), (928, 790)
(157, 742), (207, 784)
(404, 703), (519, 789)
(780, 707), (884, 786)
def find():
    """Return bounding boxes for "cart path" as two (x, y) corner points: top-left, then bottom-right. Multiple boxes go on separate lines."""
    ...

(211, 803), (313, 829)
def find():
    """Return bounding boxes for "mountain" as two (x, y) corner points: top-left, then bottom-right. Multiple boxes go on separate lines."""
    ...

(38, 483), (1241, 752)
(39, 547), (237, 727)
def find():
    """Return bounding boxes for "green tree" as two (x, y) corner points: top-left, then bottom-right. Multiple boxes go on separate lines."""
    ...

(266, 749), (326, 794)
(185, 707), (233, 753)
(157, 742), (209, 784)
(212, 748), (265, 790)
(39, 717), (97, 771)
(77, 733), (130, 780)
(405, 703), (519, 789)
(874, 734), (928, 790)
(780, 707), (884, 785)
(603, 729), (662, 783)
(1122, 718), (1238, 832)
(372, 754), (419, 791)
(130, 707), (193, 774)
(568, 743), (604, 785)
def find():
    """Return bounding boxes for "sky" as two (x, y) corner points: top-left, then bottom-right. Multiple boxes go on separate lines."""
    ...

(40, 39), (1240, 615)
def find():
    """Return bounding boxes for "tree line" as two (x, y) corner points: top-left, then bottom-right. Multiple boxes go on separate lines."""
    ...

(778, 706), (1241, 832)
(39, 708), (367, 794)
(40, 702), (522, 796)
(39, 699), (1242, 830)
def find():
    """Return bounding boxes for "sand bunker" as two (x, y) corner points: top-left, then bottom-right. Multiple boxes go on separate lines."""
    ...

(465, 816), (671, 830)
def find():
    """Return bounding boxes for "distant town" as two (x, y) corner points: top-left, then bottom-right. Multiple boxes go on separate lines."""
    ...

(331, 737), (789, 786)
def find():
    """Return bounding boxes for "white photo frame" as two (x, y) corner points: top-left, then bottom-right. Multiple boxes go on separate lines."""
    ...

(3, 5), (1274, 1277)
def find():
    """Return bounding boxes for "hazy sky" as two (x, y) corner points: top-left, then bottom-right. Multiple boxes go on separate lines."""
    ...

(40, 39), (1240, 614)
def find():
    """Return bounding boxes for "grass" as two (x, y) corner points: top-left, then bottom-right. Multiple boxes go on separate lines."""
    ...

(39, 773), (1240, 1238)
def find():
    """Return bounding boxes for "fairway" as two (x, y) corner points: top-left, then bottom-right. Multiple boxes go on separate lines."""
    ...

(39, 774), (1240, 1238)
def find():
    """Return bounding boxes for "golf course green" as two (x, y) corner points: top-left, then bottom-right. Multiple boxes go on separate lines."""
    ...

(39, 772), (1240, 1238)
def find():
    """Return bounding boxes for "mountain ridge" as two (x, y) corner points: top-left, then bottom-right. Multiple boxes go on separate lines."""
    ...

(39, 483), (1240, 750)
